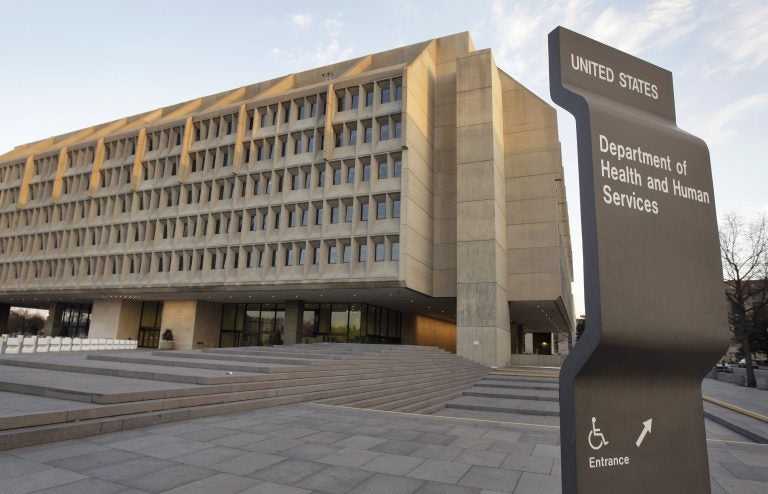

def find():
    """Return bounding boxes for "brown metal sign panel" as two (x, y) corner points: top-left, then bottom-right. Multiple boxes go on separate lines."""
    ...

(549, 26), (729, 494)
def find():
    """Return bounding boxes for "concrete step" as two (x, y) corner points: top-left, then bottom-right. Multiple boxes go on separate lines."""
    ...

(703, 401), (768, 444)
(483, 375), (558, 385)
(474, 379), (559, 391)
(373, 376), (485, 412)
(87, 353), (301, 374)
(444, 395), (560, 416)
(463, 387), (559, 401)
(156, 351), (330, 366)
(434, 407), (561, 426)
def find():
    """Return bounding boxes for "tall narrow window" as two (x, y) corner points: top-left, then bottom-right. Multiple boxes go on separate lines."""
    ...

(358, 243), (367, 262)
(391, 241), (400, 261)
(375, 242), (385, 261)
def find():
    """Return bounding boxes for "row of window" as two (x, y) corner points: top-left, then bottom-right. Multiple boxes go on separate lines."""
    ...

(1, 236), (400, 281)
(0, 193), (400, 256)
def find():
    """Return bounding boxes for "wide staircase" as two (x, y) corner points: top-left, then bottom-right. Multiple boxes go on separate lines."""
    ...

(0, 344), (488, 450)
(434, 366), (561, 426)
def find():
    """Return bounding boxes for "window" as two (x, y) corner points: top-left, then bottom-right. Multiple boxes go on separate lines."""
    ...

(301, 208), (309, 226)
(335, 130), (343, 148)
(362, 162), (371, 182)
(286, 248), (295, 266)
(330, 206), (339, 224)
(307, 135), (315, 152)
(365, 88), (374, 106)
(394, 78), (403, 101)
(271, 249), (277, 267)
(342, 245), (351, 263)
(351, 92), (359, 109)
(394, 120), (402, 139)
(294, 137), (302, 154)
(347, 165), (355, 183)
(292, 172), (300, 190)
(318, 169), (325, 187)
(349, 128), (357, 146)
(364, 125), (373, 143)
(261, 111), (269, 128)
(299, 247), (306, 265)
(380, 121), (390, 140)
(378, 159), (388, 179)
(381, 84), (391, 104)
(310, 100), (317, 117)
(297, 103), (305, 120)
(345, 204), (353, 222)
(393, 157), (402, 177)
(313, 246), (321, 265)
(315, 207), (323, 225)
(337, 94), (345, 112)
(274, 211), (281, 229)
(358, 243), (367, 262)
(328, 245), (337, 264)
(304, 170), (312, 189)
(333, 167), (342, 185)
(377, 200), (386, 220)
(391, 241), (400, 261)
(360, 203), (369, 221)
(375, 242), (385, 261)
(288, 210), (297, 227)
(392, 199), (401, 218)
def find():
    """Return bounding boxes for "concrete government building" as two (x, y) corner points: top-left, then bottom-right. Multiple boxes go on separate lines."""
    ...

(0, 33), (573, 367)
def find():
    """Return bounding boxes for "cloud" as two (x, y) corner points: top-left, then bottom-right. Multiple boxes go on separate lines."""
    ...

(314, 16), (353, 65)
(289, 13), (313, 30)
(693, 93), (768, 144)
(707, 3), (768, 73)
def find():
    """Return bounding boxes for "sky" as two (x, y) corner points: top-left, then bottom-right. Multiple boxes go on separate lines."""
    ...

(1, 0), (766, 317)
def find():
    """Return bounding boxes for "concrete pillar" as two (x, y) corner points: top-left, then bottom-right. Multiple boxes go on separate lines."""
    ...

(283, 300), (304, 345)
(160, 300), (222, 350)
(455, 49), (511, 368)
(90, 299), (142, 339)
(0, 303), (9, 334)
(42, 303), (66, 337)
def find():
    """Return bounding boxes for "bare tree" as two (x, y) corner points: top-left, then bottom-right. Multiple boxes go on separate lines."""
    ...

(720, 213), (768, 388)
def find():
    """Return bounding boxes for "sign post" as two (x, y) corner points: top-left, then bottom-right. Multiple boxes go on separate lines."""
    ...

(549, 27), (729, 494)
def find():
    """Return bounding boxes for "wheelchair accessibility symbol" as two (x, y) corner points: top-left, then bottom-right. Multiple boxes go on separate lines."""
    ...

(588, 417), (609, 450)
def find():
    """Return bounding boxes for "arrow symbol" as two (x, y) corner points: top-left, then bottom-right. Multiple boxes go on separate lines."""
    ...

(635, 419), (653, 447)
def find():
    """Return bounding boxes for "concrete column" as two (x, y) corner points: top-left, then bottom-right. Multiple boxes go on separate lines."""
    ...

(42, 303), (66, 336)
(455, 49), (511, 367)
(89, 299), (142, 339)
(161, 300), (222, 350)
(283, 300), (304, 345)
(0, 303), (10, 334)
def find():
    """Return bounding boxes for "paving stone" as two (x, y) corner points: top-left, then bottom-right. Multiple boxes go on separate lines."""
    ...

(0, 456), (53, 479)
(251, 458), (326, 484)
(296, 465), (374, 493)
(414, 480), (484, 493)
(9, 441), (108, 463)
(104, 435), (171, 453)
(317, 447), (382, 468)
(721, 461), (768, 482)
(448, 426), (491, 438)
(209, 432), (270, 448)
(208, 451), (285, 476)
(370, 439), (423, 455)
(178, 427), (242, 442)
(454, 449), (509, 468)
(412, 444), (464, 461)
(513, 471), (562, 494)
(82, 457), (177, 482)
(137, 438), (215, 459)
(488, 440), (536, 455)
(531, 444), (560, 459)
(482, 430), (522, 443)
(241, 481), (312, 494)
(413, 432), (457, 446)
(378, 429), (423, 441)
(242, 437), (304, 454)
(731, 450), (768, 467)
(268, 427), (319, 440)
(334, 435), (389, 450)
(172, 446), (243, 467)
(282, 443), (342, 461)
(360, 453), (425, 476)
(47, 449), (141, 473)
(407, 459), (472, 484)
(117, 464), (214, 493)
(348, 472), (425, 494)
(459, 465), (522, 491)
(304, 431), (352, 444)
(162, 472), (260, 494)
(33, 477), (128, 494)
(500, 453), (553, 474)
(0, 467), (87, 494)
(449, 436), (497, 450)
(519, 432), (559, 446)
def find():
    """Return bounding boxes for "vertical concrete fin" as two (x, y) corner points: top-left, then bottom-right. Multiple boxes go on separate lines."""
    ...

(18, 155), (35, 207)
(179, 117), (194, 182)
(232, 104), (248, 174)
(89, 138), (106, 196)
(131, 128), (147, 189)
(51, 147), (69, 202)
(323, 82), (336, 161)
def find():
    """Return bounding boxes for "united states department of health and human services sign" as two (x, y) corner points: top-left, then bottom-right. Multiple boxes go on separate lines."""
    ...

(549, 26), (729, 494)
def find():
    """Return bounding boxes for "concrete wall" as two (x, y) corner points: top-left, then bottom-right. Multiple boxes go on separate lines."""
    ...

(454, 50), (511, 368)
(89, 299), (142, 339)
(161, 300), (222, 350)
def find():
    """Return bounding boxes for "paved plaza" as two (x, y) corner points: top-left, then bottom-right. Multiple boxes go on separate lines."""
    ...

(0, 401), (766, 494)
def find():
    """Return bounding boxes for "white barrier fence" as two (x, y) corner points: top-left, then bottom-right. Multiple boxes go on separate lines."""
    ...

(0, 335), (137, 355)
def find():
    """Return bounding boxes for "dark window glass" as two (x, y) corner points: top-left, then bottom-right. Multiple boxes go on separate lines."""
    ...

(392, 241), (400, 261)
(360, 203), (369, 221)
(328, 245), (337, 264)
(392, 200), (401, 218)
(359, 244), (367, 262)
(345, 204), (353, 222)
(375, 242), (385, 261)
(377, 201), (386, 220)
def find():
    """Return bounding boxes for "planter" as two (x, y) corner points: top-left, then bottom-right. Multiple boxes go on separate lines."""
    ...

(158, 340), (174, 350)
